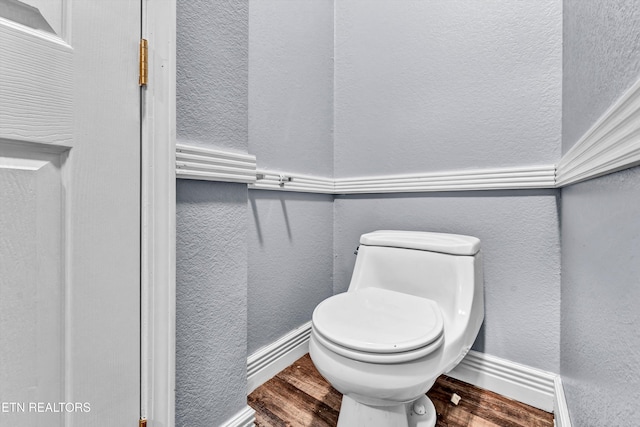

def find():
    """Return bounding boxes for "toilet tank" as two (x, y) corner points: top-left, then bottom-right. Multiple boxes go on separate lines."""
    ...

(348, 230), (483, 332)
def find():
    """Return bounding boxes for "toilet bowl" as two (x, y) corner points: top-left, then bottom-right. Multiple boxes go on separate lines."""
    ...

(309, 230), (484, 427)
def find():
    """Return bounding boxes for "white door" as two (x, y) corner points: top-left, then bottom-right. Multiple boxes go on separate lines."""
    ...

(0, 1), (140, 425)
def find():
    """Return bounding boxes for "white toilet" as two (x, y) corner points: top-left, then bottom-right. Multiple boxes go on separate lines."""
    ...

(309, 230), (484, 427)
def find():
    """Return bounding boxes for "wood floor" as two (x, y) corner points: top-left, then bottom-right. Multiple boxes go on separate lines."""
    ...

(248, 354), (554, 427)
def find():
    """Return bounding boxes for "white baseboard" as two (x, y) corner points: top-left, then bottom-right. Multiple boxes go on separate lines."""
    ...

(447, 350), (556, 412)
(246, 327), (571, 424)
(448, 351), (572, 424)
(553, 376), (572, 427)
(220, 405), (255, 427)
(247, 321), (312, 394)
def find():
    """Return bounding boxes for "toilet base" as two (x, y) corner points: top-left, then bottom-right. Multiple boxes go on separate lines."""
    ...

(337, 394), (437, 427)
(407, 395), (437, 427)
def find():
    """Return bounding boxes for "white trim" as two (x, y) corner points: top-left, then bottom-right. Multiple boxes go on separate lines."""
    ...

(447, 350), (556, 412)
(246, 330), (573, 421)
(141, 0), (176, 426)
(245, 165), (557, 195)
(172, 145), (559, 194)
(187, 76), (640, 193)
(553, 377), (572, 427)
(450, 352), (572, 423)
(556, 76), (640, 186)
(247, 321), (312, 394)
(176, 143), (257, 184)
(251, 169), (335, 194)
(335, 165), (556, 194)
(220, 406), (256, 427)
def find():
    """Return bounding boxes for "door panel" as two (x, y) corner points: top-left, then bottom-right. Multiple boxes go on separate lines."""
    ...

(0, 1), (140, 425)
(0, 13), (72, 145)
(0, 146), (65, 426)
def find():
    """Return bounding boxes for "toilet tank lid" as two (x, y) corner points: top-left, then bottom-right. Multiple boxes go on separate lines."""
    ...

(360, 230), (480, 255)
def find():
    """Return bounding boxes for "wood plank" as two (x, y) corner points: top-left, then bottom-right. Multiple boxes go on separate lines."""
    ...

(248, 354), (554, 427)
(275, 355), (343, 413)
(428, 376), (554, 427)
(249, 375), (339, 427)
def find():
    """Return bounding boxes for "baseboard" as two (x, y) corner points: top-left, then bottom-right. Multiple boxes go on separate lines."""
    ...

(447, 350), (556, 412)
(247, 330), (572, 423)
(553, 376), (572, 427)
(247, 321), (312, 394)
(449, 351), (572, 423)
(219, 405), (255, 427)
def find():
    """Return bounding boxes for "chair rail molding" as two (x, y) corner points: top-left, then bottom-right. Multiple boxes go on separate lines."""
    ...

(334, 165), (556, 194)
(250, 164), (557, 194)
(175, 143), (257, 184)
(556, 76), (640, 187)
(251, 169), (335, 194)
(177, 74), (640, 194)
(176, 79), (640, 192)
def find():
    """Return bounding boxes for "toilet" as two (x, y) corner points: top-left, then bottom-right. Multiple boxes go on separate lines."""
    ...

(309, 230), (484, 427)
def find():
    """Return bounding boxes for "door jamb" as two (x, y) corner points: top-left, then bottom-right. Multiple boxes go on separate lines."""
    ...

(141, 0), (176, 425)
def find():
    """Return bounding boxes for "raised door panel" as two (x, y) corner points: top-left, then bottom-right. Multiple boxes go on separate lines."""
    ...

(0, 146), (66, 425)
(0, 0), (72, 147)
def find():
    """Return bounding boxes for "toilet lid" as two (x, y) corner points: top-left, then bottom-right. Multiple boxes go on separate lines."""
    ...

(312, 288), (444, 354)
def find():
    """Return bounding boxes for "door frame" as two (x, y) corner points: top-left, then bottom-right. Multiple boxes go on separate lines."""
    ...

(141, 0), (176, 425)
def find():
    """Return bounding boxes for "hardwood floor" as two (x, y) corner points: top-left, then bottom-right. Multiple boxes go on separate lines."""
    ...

(248, 354), (554, 427)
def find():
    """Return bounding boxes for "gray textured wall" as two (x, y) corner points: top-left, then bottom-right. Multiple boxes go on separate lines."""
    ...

(334, 0), (562, 177)
(331, 0), (563, 373)
(248, 191), (333, 354)
(562, 0), (640, 153)
(177, 0), (249, 152)
(247, 0), (335, 356)
(176, 181), (249, 426)
(561, 1), (640, 425)
(334, 192), (561, 372)
(249, 0), (333, 176)
(176, 0), (249, 425)
(170, 5), (625, 425)
(560, 167), (640, 425)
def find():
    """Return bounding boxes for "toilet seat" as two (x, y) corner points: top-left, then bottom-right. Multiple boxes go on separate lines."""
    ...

(312, 328), (444, 364)
(312, 288), (444, 364)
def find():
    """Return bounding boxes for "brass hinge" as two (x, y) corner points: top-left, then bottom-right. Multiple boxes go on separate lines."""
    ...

(139, 417), (147, 427)
(139, 38), (148, 86)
